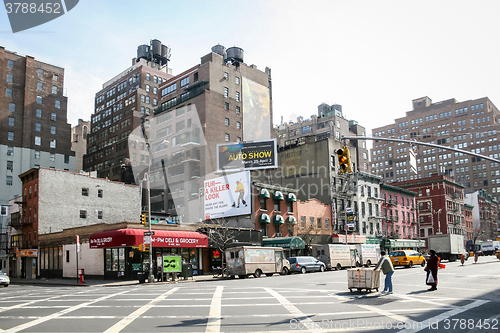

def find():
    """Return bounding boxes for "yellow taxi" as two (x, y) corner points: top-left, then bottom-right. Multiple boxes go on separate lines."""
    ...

(389, 250), (426, 268)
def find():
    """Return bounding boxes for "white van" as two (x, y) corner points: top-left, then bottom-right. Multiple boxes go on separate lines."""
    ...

(354, 244), (381, 267)
(225, 246), (290, 278)
(313, 244), (356, 270)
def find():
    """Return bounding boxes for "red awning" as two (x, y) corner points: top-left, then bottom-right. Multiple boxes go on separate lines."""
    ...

(89, 229), (208, 249)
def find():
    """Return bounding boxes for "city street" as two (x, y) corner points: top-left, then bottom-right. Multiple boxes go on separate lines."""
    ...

(0, 257), (499, 333)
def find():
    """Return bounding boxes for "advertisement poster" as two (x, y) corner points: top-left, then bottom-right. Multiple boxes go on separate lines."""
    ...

(242, 77), (271, 141)
(163, 256), (182, 273)
(217, 139), (277, 172)
(204, 171), (251, 219)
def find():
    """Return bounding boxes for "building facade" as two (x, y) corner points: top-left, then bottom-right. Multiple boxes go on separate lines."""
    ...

(371, 96), (500, 201)
(392, 174), (465, 249)
(7, 167), (141, 279)
(380, 183), (417, 240)
(0, 46), (75, 209)
(71, 119), (89, 172)
(464, 189), (499, 241)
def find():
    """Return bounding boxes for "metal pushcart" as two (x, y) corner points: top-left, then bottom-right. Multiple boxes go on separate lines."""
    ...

(348, 268), (380, 293)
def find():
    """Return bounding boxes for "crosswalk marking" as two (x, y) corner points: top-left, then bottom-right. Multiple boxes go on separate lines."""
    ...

(206, 286), (224, 333)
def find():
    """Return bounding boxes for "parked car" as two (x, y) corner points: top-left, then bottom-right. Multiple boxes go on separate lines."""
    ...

(389, 250), (426, 268)
(287, 256), (326, 274)
(0, 271), (10, 287)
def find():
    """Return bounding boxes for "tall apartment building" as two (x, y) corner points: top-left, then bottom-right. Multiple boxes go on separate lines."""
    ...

(83, 39), (173, 181)
(71, 118), (89, 172)
(275, 103), (370, 173)
(0, 46), (75, 209)
(371, 96), (500, 201)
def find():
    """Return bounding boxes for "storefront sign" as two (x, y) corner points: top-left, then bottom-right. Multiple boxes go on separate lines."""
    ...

(89, 229), (208, 248)
(163, 256), (182, 273)
(17, 249), (37, 257)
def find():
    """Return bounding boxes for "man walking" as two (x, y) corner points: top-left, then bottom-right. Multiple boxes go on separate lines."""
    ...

(425, 249), (439, 291)
(374, 251), (395, 295)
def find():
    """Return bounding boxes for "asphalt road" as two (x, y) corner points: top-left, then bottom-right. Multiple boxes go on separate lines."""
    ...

(0, 256), (499, 333)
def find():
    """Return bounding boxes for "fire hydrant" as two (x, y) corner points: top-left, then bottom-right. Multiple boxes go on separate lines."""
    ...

(460, 254), (465, 265)
(496, 251), (500, 261)
(474, 252), (479, 263)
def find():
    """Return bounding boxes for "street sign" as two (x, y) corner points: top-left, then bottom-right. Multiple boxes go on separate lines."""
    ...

(76, 235), (80, 253)
(143, 236), (151, 244)
(344, 224), (348, 231)
(347, 223), (355, 228)
(144, 231), (155, 236)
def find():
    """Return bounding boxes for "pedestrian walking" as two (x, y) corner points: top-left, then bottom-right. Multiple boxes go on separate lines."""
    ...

(425, 249), (438, 291)
(374, 251), (394, 295)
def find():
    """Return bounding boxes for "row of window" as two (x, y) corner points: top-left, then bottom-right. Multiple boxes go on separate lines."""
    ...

(80, 210), (103, 219)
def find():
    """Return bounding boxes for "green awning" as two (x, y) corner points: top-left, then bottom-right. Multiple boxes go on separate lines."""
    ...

(286, 216), (297, 225)
(286, 193), (297, 202)
(262, 236), (305, 250)
(273, 191), (284, 200)
(273, 215), (284, 224)
(259, 213), (270, 223)
(258, 189), (270, 199)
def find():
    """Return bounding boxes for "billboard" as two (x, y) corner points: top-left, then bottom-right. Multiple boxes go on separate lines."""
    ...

(217, 139), (277, 172)
(242, 77), (271, 141)
(204, 171), (251, 219)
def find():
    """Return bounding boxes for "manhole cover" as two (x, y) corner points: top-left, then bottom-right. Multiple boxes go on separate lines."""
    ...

(344, 297), (397, 306)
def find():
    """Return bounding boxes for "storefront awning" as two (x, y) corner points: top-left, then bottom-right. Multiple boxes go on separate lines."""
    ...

(273, 215), (284, 224)
(286, 193), (297, 202)
(89, 229), (208, 249)
(259, 213), (271, 223)
(258, 189), (270, 198)
(273, 191), (284, 200)
(262, 236), (305, 250)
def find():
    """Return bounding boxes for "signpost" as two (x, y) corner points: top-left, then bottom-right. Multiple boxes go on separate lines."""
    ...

(76, 235), (80, 283)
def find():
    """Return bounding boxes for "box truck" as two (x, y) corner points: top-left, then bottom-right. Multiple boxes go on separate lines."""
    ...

(428, 234), (465, 262)
(313, 244), (357, 270)
(225, 246), (290, 278)
(481, 241), (500, 256)
(355, 244), (381, 267)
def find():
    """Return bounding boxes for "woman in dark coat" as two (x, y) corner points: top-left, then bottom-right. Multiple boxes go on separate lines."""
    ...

(425, 249), (439, 291)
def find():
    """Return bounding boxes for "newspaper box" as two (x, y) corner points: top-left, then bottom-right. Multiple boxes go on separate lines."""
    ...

(347, 268), (380, 293)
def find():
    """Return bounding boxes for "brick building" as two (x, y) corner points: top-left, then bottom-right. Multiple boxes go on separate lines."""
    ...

(371, 96), (500, 201)
(392, 174), (466, 249)
(0, 46), (75, 209)
(464, 203), (474, 242)
(380, 183), (417, 240)
(8, 167), (140, 279)
(465, 189), (499, 241)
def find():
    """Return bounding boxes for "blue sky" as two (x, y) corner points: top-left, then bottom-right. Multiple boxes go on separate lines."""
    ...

(2, 0), (500, 134)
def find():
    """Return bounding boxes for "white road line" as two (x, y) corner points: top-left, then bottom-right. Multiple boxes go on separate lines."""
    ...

(357, 304), (411, 323)
(394, 294), (458, 308)
(102, 287), (179, 333)
(0, 289), (89, 314)
(396, 299), (489, 333)
(205, 286), (223, 333)
(3, 289), (133, 333)
(265, 288), (319, 333)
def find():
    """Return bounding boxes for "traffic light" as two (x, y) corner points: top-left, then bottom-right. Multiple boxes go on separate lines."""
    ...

(141, 213), (147, 226)
(138, 244), (150, 252)
(482, 230), (485, 235)
(336, 146), (352, 174)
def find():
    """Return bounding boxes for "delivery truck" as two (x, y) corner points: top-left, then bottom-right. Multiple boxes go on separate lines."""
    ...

(225, 246), (290, 278)
(313, 244), (356, 270)
(481, 241), (500, 256)
(354, 244), (381, 267)
(428, 234), (465, 262)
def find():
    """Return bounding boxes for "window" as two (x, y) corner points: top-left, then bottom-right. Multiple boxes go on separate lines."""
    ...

(235, 77), (240, 84)
(325, 218), (330, 230)
(7, 59), (13, 68)
(35, 123), (41, 131)
(8, 132), (14, 141)
(9, 103), (15, 112)
(50, 139), (56, 148)
(36, 109), (41, 117)
(51, 113), (56, 121)
(98, 211), (103, 219)
(80, 210), (87, 219)
(225, 133), (230, 142)
(8, 117), (14, 126)
(146, 84), (150, 92)
(6, 88), (12, 97)
(235, 91), (240, 102)
(224, 72), (228, 80)
(260, 197), (267, 210)
(287, 201), (293, 213)
(35, 136), (41, 145)
(37, 82), (43, 90)
(52, 85), (57, 94)
(310, 217), (315, 227)
(64, 155), (69, 163)
(317, 218), (322, 229)
(225, 102), (229, 110)
(82, 188), (89, 196)
(38, 68), (44, 77)
(7, 161), (13, 171)
(274, 200), (280, 212)
(35, 151), (40, 159)
(7, 74), (13, 82)
(301, 216), (306, 228)
(98, 189), (103, 198)
(180, 77), (189, 87)
(224, 87), (228, 98)
(236, 106), (240, 114)
(236, 121), (241, 129)
(55, 100), (60, 108)
(51, 126), (56, 134)
(225, 118), (230, 126)
(7, 147), (13, 155)
(37, 95), (42, 104)
(6, 176), (13, 186)
(50, 153), (55, 162)
(53, 73), (58, 81)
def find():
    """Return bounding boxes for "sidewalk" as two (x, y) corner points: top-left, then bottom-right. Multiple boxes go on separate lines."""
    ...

(10, 274), (224, 287)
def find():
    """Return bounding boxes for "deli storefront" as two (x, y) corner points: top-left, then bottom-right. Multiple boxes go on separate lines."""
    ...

(89, 229), (208, 280)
